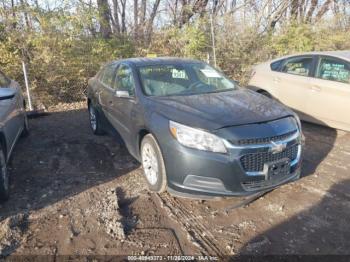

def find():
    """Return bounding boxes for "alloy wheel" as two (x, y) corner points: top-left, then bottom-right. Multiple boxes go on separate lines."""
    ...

(142, 143), (159, 185)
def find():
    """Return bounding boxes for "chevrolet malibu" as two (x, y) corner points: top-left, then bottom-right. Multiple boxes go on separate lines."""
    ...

(87, 58), (304, 198)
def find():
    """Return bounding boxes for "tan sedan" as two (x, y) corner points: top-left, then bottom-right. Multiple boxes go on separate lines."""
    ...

(247, 51), (350, 132)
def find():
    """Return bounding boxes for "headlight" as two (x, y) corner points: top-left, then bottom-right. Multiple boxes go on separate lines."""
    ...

(294, 115), (302, 131)
(294, 116), (305, 143)
(169, 121), (227, 153)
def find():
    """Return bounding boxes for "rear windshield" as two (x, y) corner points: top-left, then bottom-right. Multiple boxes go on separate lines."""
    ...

(138, 63), (236, 96)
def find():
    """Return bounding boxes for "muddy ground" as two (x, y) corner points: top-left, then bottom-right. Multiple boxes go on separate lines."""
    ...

(0, 102), (349, 258)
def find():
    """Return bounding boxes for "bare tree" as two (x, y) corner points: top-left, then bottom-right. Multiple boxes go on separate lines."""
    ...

(133, 0), (138, 38)
(145, 0), (161, 44)
(112, 0), (121, 34)
(316, 0), (333, 21)
(11, 0), (17, 29)
(132, 0), (161, 44)
(119, 0), (126, 33)
(305, 0), (318, 22)
(97, 0), (112, 38)
(19, 0), (31, 29)
(178, 0), (209, 27)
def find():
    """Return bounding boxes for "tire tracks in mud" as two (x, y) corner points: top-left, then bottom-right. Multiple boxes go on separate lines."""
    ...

(155, 193), (225, 257)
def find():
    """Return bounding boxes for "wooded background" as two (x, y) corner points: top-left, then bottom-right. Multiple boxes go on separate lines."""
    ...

(0, 0), (349, 107)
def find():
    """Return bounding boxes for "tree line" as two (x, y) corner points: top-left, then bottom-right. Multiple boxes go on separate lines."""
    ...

(0, 0), (349, 106)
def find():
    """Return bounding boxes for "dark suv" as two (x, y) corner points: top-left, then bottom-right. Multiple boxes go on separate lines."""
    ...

(87, 58), (304, 198)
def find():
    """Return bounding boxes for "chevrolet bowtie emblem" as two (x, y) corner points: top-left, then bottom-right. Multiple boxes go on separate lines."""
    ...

(270, 141), (287, 154)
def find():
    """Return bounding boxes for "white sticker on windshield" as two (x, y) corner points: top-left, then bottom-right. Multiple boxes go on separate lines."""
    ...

(200, 69), (221, 78)
(172, 69), (187, 79)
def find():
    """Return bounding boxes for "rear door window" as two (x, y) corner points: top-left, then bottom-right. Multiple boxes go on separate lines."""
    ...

(281, 56), (313, 77)
(316, 57), (350, 84)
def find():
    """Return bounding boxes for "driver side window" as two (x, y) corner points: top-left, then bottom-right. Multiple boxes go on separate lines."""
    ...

(100, 64), (117, 88)
(113, 64), (135, 96)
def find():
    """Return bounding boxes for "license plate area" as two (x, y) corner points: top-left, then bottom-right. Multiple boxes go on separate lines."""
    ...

(264, 158), (290, 180)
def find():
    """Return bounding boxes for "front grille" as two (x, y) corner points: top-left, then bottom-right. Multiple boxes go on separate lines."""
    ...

(240, 144), (299, 172)
(232, 130), (297, 146)
(242, 171), (299, 191)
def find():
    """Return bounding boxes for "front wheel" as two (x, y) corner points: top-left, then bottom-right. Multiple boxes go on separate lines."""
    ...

(0, 148), (9, 201)
(141, 134), (167, 193)
(88, 104), (104, 135)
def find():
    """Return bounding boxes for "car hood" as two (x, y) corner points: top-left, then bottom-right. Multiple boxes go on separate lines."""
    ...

(147, 89), (294, 131)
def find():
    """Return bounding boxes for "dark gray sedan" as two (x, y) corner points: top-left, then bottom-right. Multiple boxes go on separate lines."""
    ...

(87, 58), (304, 198)
(0, 70), (29, 201)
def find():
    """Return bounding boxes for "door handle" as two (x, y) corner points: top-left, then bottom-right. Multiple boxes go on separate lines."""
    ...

(310, 85), (321, 92)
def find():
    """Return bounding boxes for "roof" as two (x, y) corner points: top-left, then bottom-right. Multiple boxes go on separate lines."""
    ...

(271, 50), (350, 62)
(110, 57), (203, 67)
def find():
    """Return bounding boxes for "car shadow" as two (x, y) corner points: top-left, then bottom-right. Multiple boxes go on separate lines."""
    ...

(0, 107), (140, 242)
(238, 179), (350, 256)
(299, 117), (338, 178)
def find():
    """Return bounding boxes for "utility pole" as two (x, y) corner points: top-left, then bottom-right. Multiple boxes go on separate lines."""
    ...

(209, 12), (217, 67)
(22, 61), (33, 111)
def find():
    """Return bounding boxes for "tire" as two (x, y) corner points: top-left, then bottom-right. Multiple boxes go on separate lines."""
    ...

(21, 113), (29, 137)
(88, 104), (104, 135)
(0, 148), (9, 201)
(141, 134), (167, 193)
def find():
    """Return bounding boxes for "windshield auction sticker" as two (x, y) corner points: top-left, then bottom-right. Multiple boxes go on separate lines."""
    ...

(200, 69), (221, 78)
(172, 69), (187, 79)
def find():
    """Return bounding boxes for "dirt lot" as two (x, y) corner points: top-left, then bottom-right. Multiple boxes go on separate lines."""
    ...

(0, 102), (349, 258)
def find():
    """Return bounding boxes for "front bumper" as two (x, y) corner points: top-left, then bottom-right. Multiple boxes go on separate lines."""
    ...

(159, 120), (303, 198)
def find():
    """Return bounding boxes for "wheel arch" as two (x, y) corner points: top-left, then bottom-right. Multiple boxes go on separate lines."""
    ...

(256, 89), (272, 98)
(138, 129), (150, 151)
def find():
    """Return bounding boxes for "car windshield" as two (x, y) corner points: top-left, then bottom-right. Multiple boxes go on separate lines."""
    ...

(138, 62), (236, 96)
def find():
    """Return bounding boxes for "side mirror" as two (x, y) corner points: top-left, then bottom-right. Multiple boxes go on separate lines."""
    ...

(115, 90), (130, 98)
(0, 88), (16, 101)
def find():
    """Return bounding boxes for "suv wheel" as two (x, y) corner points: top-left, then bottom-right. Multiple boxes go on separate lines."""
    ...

(89, 104), (104, 135)
(0, 148), (9, 201)
(141, 134), (167, 193)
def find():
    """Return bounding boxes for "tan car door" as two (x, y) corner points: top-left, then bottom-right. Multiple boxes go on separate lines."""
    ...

(306, 56), (350, 131)
(274, 56), (315, 115)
